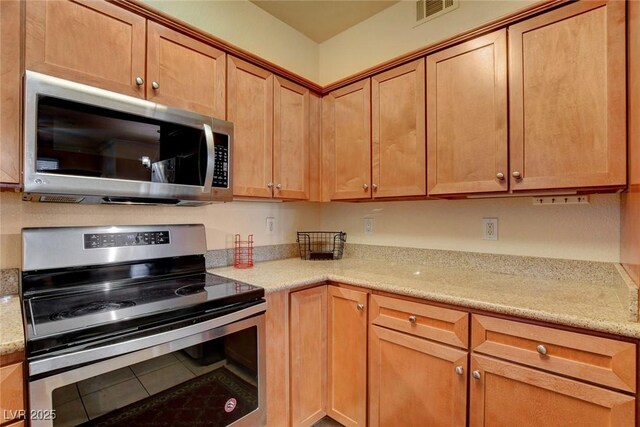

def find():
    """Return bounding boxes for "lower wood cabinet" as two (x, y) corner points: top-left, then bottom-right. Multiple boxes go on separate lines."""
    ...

(326, 286), (367, 427)
(470, 355), (635, 427)
(290, 286), (327, 426)
(282, 286), (638, 427)
(0, 361), (24, 426)
(369, 325), (467, 427)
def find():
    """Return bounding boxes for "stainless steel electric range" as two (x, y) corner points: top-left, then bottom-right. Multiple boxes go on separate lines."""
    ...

(21, 224), (265, 427)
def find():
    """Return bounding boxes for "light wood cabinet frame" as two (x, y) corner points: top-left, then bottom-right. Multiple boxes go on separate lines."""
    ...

(470, 354), (635, 427)
(322, 80), (372, 200)
(426, 29), (508, 196)
(508, 0), (626, 191)
(326, 286), (367, 427)
(274, 77), (310, 200)
(371, 59), (426, 198)
(146, 21), (226, 118)
(472, 314), (637, 393)
(25, 0), (146, 98)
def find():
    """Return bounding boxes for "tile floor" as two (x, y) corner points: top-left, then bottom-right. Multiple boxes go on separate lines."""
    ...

(52, 350), (235, 427)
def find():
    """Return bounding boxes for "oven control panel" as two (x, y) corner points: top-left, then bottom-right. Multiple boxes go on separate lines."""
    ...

(84, 231), (170, 249)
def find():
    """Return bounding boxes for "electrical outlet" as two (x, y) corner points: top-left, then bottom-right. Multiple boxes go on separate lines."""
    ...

(482, 218), (498, 241)
(265, 217), (275, 235)
(364, 218), (374, 235)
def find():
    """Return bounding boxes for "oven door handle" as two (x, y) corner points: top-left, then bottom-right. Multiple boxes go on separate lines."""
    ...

(29, 301), (266, 377)
(202, 123), (215, 194)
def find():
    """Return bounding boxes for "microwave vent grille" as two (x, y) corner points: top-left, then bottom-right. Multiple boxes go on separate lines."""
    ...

(39, 195), (85, 203)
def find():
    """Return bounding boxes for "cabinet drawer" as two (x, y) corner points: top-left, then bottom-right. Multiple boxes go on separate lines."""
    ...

(370, 294), (468, 348)
(0, 362), (24, 415)
(471, 315), (636, 393)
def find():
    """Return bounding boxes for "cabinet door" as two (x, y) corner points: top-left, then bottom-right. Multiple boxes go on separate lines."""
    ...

(25, 0), (146, 98)
(0, 362), (24, 416)
(273, 77), (310, 200)
(369, 325), (467, 427)
(147, 22), (226, 118)
(427, 30), (508, 195)
(323, 80), (371, 200)
(470, 355), (635, 427)
(326, 286), (367, 427)
(227, 56), (274, 198)
(372, 59), (426, 198)
(509, 0), (626, 191)
(290, 286), (327, 427)
(0, 0), (22, 184)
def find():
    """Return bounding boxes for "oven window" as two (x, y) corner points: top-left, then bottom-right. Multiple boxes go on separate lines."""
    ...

(51, 327), (258, 427)
(36, 96), (209, 186)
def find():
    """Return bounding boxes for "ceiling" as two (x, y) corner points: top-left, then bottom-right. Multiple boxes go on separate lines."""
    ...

(250, 1), (401, 43)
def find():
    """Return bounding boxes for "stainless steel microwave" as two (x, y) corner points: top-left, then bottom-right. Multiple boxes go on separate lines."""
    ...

(23, 71), (233, 205)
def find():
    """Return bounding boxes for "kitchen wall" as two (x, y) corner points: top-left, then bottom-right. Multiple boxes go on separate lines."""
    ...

(319, 194), (621, 262)
(318, 0), (538, 85)
(0, 192), (320, 269)
(140, 0), (319, 82)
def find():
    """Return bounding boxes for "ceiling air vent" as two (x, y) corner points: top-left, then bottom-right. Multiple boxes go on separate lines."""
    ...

(415, 0), (459, 26)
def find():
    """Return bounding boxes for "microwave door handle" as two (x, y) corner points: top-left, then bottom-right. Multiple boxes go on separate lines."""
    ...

(202, 123), (215, 194)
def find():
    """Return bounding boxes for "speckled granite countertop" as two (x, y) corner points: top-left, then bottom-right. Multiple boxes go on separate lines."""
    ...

(209, 258), (640, 339)
(0, 295), (24, 357)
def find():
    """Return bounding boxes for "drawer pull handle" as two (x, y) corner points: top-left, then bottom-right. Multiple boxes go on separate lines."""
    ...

(356, 303), (364, 311)
(537, 344), (548, 355)
(472, 370), (481, 380)
(455, 366), (464, 376)
(408, 315), (417, 324)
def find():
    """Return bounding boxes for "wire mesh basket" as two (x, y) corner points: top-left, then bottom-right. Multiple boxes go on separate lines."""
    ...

(297, 231), (346, 260)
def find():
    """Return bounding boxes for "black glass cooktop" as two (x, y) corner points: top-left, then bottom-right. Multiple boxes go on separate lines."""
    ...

(25, 273), (263, 339)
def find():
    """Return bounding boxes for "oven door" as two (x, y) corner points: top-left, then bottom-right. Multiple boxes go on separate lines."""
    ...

(23, 71), (233, 204)
(28, 307), (265, 427)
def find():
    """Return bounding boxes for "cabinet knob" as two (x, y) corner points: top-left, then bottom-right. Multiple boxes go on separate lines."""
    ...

(372, 183), (378, 191)
(512, 171), (522, 179)
(267, 182), (274, 189)
(408, 315), (417, 324)
(455, 366), (464, 376)
(152, 81), (160, 90)
(276, 183), (282, 190)
(472, 370), (481, 380)
(356, 303), (364, 311)
(496, 172), (505, 180)
(135, 76), (144, 86)
(363, 184), (369, 190)
(536, 344), (548, 355)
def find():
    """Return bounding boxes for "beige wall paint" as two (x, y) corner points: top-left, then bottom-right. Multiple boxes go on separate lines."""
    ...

(319, 194), (621, 262)
(0, 193), (320, 269)
(141, 0), (319, 82)
(318, 0), (537, 85)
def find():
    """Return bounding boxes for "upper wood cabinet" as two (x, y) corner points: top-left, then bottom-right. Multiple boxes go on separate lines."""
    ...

(25, 0), (226, 118)
(273, 77), (310, 200)
(146, 22), (225, 118)
(508, 0), (626, 191)
(372, 59), (426, 198)
(228, 57), (274, 198)
(323, 60), (425, 201)
(469, 355), (635, 427)
(426, 30), (508, 196)
(228, 57), (310, 200)
(25, 0), (146, 98)
(323, 80), (372, 200)
(326, 286), (367, 427)
(290, 286), (327, 427)
(0, 0), (22, 185)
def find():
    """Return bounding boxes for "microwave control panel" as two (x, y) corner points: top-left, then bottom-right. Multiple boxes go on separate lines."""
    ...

(212, 141), (229, 188)
(84, 231), (170, 249)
